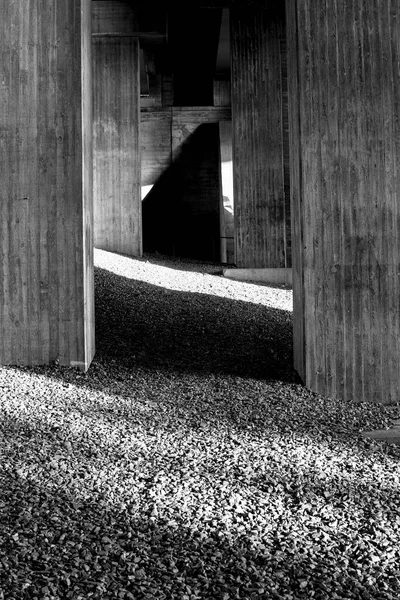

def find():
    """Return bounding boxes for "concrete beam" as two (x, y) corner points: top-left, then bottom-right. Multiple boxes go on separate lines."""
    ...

(141, 107), (231, 123)
(92, 1), (166, 41)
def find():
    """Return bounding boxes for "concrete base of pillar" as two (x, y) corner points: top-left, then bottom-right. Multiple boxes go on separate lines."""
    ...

(223, 267), (292, 286)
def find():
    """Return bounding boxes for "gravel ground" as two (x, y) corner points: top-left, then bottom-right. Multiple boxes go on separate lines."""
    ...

(1, 249), (400, 600)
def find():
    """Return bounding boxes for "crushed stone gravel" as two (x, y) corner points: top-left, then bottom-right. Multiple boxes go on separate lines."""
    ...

(0, 249), (399, 600)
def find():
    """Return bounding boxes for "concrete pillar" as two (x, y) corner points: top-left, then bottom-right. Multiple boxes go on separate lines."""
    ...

(218, 121), (235, 265)
(0, 0), (94, 370)
(93, 36), (141, 256)
(286, 0), (400, 404)
(214, 79), (234, 265)
(231, 1), (290, 269)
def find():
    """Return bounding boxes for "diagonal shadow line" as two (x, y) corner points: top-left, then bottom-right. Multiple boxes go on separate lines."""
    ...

(92, 266), (294, 382)
(4, 263), (394, 446)
(142, 123), (221, 262)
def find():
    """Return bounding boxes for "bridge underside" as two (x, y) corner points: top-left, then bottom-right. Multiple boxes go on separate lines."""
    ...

(1, 0), (399, 405)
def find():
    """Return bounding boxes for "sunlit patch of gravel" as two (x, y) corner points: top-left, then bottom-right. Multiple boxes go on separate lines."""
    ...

(0, 249), (399, 600)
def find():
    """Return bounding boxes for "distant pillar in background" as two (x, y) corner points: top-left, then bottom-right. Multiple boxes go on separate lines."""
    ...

(93, 36), (141, 256)
(231, 1), (290, 269)
(286, 0), (400, 404)
(218, 121), (235, 265)
(170, 110), (222, 262)
(214, 79), (235, 265)
(0, 0), (94, 370)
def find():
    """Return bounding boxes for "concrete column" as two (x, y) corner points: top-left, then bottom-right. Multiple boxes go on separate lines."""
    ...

(0, 0), (94, 370)
(286, 0), (400, 404)
(231, 1), (290, 269)
(92, 36), (141, 256)
(214, 79), (235, 265)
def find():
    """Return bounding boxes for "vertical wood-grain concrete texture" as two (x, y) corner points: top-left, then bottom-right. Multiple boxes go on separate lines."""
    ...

(231, 1), (290, 269)
(0, 0), (94, 370)
(285, 0), (305, 381)
(286, 0), (400, 404)
(93, 36), (141, 256)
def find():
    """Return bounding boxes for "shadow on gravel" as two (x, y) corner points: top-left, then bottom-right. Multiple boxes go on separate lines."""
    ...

(92, 267), (294, 383)
(1, 466), (398, 600)
(7, 264), (394, 441)
(4, 264), (295, 404)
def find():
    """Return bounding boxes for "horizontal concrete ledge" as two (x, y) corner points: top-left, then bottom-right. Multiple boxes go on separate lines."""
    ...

(361, 426), (400, 444)
(140, 106), (232, 123)
(69, 360), (91, 373)
(223, 268), (292, 286)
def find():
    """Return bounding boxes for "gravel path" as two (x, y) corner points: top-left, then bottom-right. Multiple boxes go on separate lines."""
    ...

(0, 249), (399, 600)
